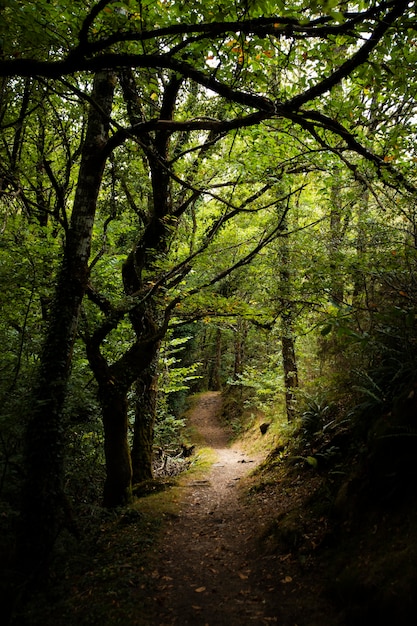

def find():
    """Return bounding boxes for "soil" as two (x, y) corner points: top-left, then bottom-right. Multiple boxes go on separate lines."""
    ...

(143, 392), (338, 626)
(13, 390), (417, 626)
(147, 391), (267, 625)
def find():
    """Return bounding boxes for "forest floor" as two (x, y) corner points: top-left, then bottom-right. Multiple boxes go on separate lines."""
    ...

(14, 390), (417, 626)
(139, 391), (341, 626)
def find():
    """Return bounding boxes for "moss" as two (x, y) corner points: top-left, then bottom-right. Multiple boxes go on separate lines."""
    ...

(329, 542), (417, 626)
(132, 478), (176, 498)
(259, 510), (305, 552)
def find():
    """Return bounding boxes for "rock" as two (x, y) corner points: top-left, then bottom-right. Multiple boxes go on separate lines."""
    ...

(259, 422), (271, 435)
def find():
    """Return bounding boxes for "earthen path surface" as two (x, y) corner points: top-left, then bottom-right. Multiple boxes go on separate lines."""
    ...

(147, 391), (277, 626)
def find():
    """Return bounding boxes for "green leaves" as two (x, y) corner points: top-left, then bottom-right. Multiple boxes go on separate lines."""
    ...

(0, 0), (83, 58)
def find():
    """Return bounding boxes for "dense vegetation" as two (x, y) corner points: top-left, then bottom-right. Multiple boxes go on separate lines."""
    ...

(1, 0), (417, 622)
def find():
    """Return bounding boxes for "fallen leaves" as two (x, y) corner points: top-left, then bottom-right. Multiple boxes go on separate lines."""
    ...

(280, 576), (293, 584)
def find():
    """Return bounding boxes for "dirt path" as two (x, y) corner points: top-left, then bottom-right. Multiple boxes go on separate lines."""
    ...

(147, 391), (273, 625)
(15, 391), (340, 626)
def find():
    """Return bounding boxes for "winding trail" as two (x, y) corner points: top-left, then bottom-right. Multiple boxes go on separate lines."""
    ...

(148, 391), (273, 625)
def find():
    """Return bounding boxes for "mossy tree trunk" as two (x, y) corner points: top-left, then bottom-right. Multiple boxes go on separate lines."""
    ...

(281, 329), (299, 421)
(279, 213), (299, 422)
(17, 71), (116, 579)
(99, 381), (133, 508)
(131, 352), (160, 484)
(84, 74), (182, 507)
(120, 72), (182, 486)
(85, 324), (164, 506)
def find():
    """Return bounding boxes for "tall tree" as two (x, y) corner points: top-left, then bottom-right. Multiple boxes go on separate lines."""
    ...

(0, 0), (413, 574)
(279, 211), (299, 421)
(17, 70), (116, 579)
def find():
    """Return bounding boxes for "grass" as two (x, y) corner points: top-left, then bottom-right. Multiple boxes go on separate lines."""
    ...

(234, 404), (298, 457)
(134, 445), (217, 517)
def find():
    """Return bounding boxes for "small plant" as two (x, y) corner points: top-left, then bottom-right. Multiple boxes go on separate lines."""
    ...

(300, 396), (333, 439)
(154, 412), (186, 450)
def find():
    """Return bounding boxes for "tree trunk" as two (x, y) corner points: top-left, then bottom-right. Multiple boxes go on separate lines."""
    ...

(233, 319), (248, 379)
(329, 176), (345, 304)
(120, 75), (183, 485)
(279, 214), (299, 422)
(131, 351), (160, 483)
(100, 382), (133, 508)
(209, 327), (222, 390)
(17, 71), (116, 580)
(281, 330), (299, 422)
(86, 72), (183, 501)
(86, 328), (163, 507)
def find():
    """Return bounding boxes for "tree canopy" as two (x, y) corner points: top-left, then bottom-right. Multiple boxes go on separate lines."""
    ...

(1, 0), (417, 597)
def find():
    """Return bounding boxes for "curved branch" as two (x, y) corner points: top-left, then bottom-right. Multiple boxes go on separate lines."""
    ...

(64, 2), (398, 58)
(286, 108), (416, 193)
(78, 0), (113, 47)
(283, 0), (409, 110)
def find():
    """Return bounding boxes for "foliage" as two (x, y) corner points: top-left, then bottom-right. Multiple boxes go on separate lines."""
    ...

(300, 395), (334, 439)
(1, 0), (417, 600)
(153, 334), (201, 451)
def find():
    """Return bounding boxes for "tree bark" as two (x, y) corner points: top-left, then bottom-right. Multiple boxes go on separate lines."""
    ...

(329, 174), (346, 304)
(119, 73), (183, 487)
(233, 319), (248, 380)
(83, 74), (181, 507)
(281, 331), (299, 421)
(17, 71), (116, 580)
(279, 215), (299, 422)
(131, 352), (160, 483)
(100, 382), (133, 508)
(85, 326), (164, 507)
(122, 251), (164, 485)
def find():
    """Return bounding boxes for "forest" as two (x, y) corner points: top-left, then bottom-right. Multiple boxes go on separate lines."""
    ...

(1, 0), (417, 624)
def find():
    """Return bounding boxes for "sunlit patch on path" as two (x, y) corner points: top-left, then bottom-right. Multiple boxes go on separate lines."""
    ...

(147, 391), (273, 625)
